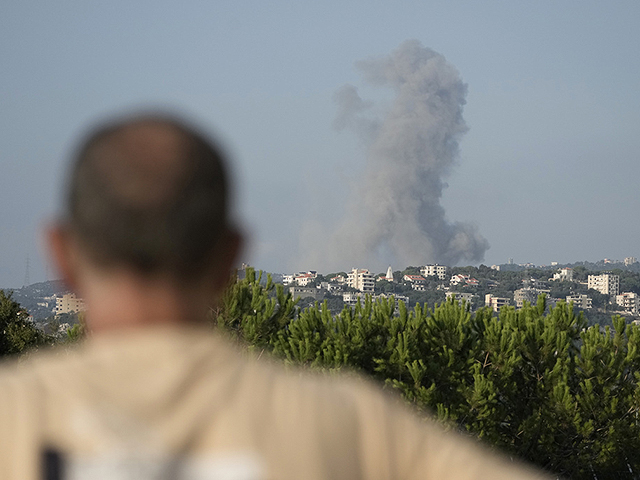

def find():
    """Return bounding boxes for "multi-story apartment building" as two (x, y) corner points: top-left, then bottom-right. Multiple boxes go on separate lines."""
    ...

(446, 291), (474, 306)
(55, 293), (85, 315)
(485, 294), (510, 312)
(566, 294), (592, 309)
(420, 264), (447, 280)
(290, 286), (322, 301)
(513, 288), (539, 308)
(342, 291), (361, 306)
(616, 292), (639, 315)
(587, 274), (620, 296)
(551, 268), (573, 281)
(347, 268), (375, 293)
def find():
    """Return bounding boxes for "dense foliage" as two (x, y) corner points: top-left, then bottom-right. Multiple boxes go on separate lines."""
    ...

(0, 290), (50, 357)
(215, 269), (640, 479)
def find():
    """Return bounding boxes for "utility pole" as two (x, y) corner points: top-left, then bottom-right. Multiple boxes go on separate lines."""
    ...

(23, 255), (30, 287)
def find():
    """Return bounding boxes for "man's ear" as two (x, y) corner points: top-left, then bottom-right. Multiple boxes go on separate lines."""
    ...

(45, 224), (80, 291)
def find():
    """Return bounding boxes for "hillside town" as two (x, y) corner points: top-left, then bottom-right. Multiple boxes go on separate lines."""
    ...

(8, 256), (640, 334)
(279, 257), (640, 322)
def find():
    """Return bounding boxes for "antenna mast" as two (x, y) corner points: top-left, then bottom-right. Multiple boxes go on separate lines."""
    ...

(23, 255), (30, 287)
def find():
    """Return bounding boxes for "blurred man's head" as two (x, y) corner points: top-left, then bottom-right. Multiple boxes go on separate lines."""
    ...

(48, 113), (241, 329)
(67, 114), (234, 278)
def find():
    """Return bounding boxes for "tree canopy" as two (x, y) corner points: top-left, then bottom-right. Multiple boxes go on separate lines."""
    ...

(212, 268), (640, 479)
(0, 290), (50, 357)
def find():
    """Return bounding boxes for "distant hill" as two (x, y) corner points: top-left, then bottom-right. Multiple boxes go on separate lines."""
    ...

(2, 280), (68, 321)
(496, 259), (640, 273)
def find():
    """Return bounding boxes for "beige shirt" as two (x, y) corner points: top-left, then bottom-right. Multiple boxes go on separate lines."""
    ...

(0, 326), (551, 480)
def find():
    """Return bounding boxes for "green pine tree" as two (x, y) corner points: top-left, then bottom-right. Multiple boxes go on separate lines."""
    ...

(0, 290), (50, 357)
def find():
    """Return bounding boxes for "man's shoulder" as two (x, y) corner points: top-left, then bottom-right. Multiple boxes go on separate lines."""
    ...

(0, 326), (552, 480)
(0, 344), (77, 384)
(0, 326), (367, 411)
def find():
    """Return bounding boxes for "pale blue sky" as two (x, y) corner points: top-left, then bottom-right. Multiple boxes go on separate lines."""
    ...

(2, 1), (639, 287)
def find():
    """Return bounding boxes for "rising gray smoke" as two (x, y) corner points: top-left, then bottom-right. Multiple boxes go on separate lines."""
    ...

(309, 40), (489, 271)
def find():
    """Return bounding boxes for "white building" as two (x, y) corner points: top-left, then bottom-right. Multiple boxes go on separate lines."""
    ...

(342, 291), (361, 306)
(403, 274), (425, 284)
(347, 268), (375, 293)
(385, 266), (394, 281)
(282, 271), (318, 286)
(450, 274), (467, 286)
(616, 292), (639, 315)
(551, 268), (573, 282)
(485, 294), (510, 312)
(566, 294), (592, 309)
(55, 293), (85, 315)
(294, 273), (316, 286)
(421, 264), (447, 280)
(624, 257), (637, 266)
(588, 274), (620, 296)
(450, 274), (479, 287)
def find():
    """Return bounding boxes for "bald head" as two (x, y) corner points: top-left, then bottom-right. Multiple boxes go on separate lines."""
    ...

(66, 114), (232, 280)
(86, 121), (193, 208)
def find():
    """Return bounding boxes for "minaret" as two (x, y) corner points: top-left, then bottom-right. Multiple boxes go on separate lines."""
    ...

(385, 266), (394, 282)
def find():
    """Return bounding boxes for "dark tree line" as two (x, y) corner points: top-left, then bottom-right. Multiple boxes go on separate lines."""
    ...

(214, 269), (640, 480)
(0, 290), (51, 357)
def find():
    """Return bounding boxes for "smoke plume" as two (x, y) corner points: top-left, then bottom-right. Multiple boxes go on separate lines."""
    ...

(303, 40), (489, 271)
